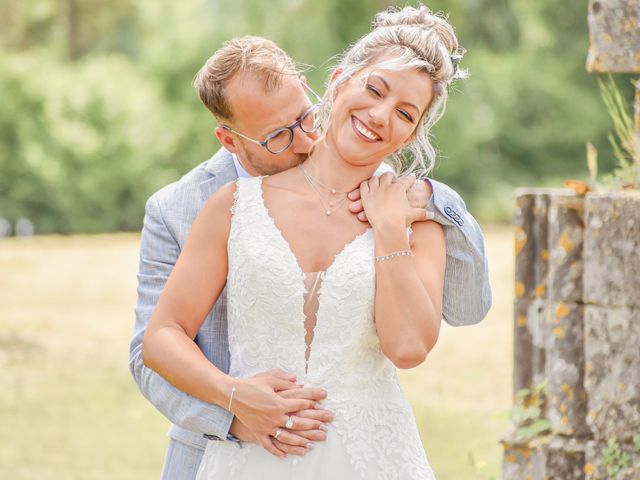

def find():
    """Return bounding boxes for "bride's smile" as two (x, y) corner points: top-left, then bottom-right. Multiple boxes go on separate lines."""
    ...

(323, 62), (434, 169)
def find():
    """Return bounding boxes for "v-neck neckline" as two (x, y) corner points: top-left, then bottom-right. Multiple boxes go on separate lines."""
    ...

(256, 176), (372, 279)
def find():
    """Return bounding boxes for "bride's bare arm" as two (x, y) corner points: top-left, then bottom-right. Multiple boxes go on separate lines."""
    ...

(361, 173), (445, 369)
(142, 182), (236, 406)
(142, 182), (319, 454)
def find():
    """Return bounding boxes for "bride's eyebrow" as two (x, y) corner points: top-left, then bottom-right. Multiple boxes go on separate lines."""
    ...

(369, 73), (420, 115)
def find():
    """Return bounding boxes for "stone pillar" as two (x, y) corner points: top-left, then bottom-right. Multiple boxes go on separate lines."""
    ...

(502, 3), (640, 480)
(501, 435), (587, 480)
(513, 189), (553, 394)
(545, 193), (589, 438)
(582, 193), (640, 475)
(584, 439), (640, 479)
(586, 0), (640, 74)
(505, 190), (589, 480)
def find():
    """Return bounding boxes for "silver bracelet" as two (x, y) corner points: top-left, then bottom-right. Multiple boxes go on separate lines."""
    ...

(227, 387), (237, 411)
(375, 250), (414, 262)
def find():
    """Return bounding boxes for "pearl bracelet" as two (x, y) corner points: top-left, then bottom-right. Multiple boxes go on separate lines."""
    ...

(375, 250), (414, 262)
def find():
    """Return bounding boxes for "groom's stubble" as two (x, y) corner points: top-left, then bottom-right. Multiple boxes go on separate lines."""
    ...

(234, 137), (308, 176)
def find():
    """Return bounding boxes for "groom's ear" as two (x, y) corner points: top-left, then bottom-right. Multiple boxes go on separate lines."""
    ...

(215, 126), (238, 153)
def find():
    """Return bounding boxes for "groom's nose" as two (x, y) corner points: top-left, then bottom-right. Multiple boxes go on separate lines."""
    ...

(290, 128), (315, 155)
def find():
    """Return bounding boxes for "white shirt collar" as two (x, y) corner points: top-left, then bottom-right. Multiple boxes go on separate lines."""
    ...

(232, 153), (253, 178)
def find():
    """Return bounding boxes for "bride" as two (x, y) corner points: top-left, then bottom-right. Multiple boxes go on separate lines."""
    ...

(143, 5), (465, 479)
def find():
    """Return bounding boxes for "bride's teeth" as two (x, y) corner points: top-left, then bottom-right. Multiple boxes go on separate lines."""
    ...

(355, 119), (379, 140)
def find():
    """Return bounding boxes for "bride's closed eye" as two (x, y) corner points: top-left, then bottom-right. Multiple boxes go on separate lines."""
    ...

(365, 83), (415, 124)
(366, 84), (382, 97)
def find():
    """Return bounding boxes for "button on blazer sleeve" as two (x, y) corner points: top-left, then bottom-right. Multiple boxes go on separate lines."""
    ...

(426, 178), (492, 326)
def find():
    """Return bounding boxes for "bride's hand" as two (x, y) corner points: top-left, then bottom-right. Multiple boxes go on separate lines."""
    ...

(230, 382), (333, 457)
(228, 370), (322, 457)
(360, 172), (429, 229)
(271, 385), (334, 455)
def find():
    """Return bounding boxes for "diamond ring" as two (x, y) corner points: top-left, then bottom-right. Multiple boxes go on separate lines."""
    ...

(285, 415), (294, 429)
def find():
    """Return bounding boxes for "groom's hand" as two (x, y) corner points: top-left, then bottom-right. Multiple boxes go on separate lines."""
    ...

(349, 173), (434, 224)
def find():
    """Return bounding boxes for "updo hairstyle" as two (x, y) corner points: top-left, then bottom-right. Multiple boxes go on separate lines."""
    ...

(321, 4), (467, 176)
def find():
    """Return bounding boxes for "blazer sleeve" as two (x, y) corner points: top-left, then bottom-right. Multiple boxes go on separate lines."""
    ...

(426, 178), (492, 326)
(128, 194), (235, 441)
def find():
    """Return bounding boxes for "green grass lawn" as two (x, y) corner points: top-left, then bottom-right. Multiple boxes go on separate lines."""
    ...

(0, 225), (513, 479)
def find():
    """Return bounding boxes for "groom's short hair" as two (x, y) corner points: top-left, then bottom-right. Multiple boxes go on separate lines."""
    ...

(194, 36), (300, 122)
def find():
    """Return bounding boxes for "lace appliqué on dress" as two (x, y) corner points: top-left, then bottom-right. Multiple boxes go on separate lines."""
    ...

(202, 176), (434, 480)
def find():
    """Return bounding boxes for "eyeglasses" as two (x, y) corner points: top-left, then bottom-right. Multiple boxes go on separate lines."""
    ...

(222, 84), (322, 154)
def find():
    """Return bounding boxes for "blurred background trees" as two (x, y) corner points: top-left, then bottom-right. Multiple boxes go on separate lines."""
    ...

(0, 0), (635, 233)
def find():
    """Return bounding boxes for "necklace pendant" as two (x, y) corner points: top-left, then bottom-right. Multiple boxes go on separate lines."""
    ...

(326, 210), (331, 216)
(331, 189), (336, 194)
(329, 201), (334, 207)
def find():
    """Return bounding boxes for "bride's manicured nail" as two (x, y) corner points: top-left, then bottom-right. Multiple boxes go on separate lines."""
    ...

(306, 443), (315, 449)
(319, 424), (329, 431)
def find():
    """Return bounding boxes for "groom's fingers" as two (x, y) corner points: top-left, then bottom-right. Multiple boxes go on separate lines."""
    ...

(258, 434), (286, 458)
(278, 387), (327, 401)
(348, 199), (363, 214)
(271, 428), (311, 448)
(271, 437), (308, 457)
(348, 187), (361, 201)
(409, 207), (430, 224)
(254, 368), (296, 382)
(398, 173), (417, 192)
(270, 377), (301, 392)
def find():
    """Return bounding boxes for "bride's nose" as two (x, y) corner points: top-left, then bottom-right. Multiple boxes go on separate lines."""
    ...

(367, 104), (390, 128)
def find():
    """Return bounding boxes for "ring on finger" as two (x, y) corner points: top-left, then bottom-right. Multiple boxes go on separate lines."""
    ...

(274, 428), (282, 440)
(285, 415), (294, 429)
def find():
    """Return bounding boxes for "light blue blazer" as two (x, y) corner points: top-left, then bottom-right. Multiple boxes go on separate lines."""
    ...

(129, 148), (491, 474)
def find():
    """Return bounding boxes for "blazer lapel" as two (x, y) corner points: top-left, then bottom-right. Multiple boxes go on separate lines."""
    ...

(200, 148), (239, 201)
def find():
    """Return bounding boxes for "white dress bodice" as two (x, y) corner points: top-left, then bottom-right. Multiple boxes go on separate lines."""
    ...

(196, 176), (435, 479)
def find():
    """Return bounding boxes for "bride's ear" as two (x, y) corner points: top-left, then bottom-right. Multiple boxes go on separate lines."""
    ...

(329, 68), (344, 100)
(329, 68), (342, 86)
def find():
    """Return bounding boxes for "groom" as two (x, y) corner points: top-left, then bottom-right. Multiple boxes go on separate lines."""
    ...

(130, 36), (491, 479)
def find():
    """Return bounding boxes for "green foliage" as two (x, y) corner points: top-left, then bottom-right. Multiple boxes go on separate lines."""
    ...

(508, 379), (551, 442)
(596, 75), (640, 190)
(0, 0), (635, 232)
(602, 437), (632, 478)
(0, 51), (199, 233)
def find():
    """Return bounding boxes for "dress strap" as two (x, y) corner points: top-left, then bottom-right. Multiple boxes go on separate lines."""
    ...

(230, 176), (264, 216)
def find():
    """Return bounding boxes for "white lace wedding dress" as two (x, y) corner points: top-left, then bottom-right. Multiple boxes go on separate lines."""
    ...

(196, 177), (436, 480)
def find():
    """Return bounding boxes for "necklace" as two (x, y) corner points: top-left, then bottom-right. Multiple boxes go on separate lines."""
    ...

(299, 164), (350, 216)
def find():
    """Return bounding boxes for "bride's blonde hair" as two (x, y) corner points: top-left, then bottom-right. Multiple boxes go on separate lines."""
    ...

(320, 4), (467, 176)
